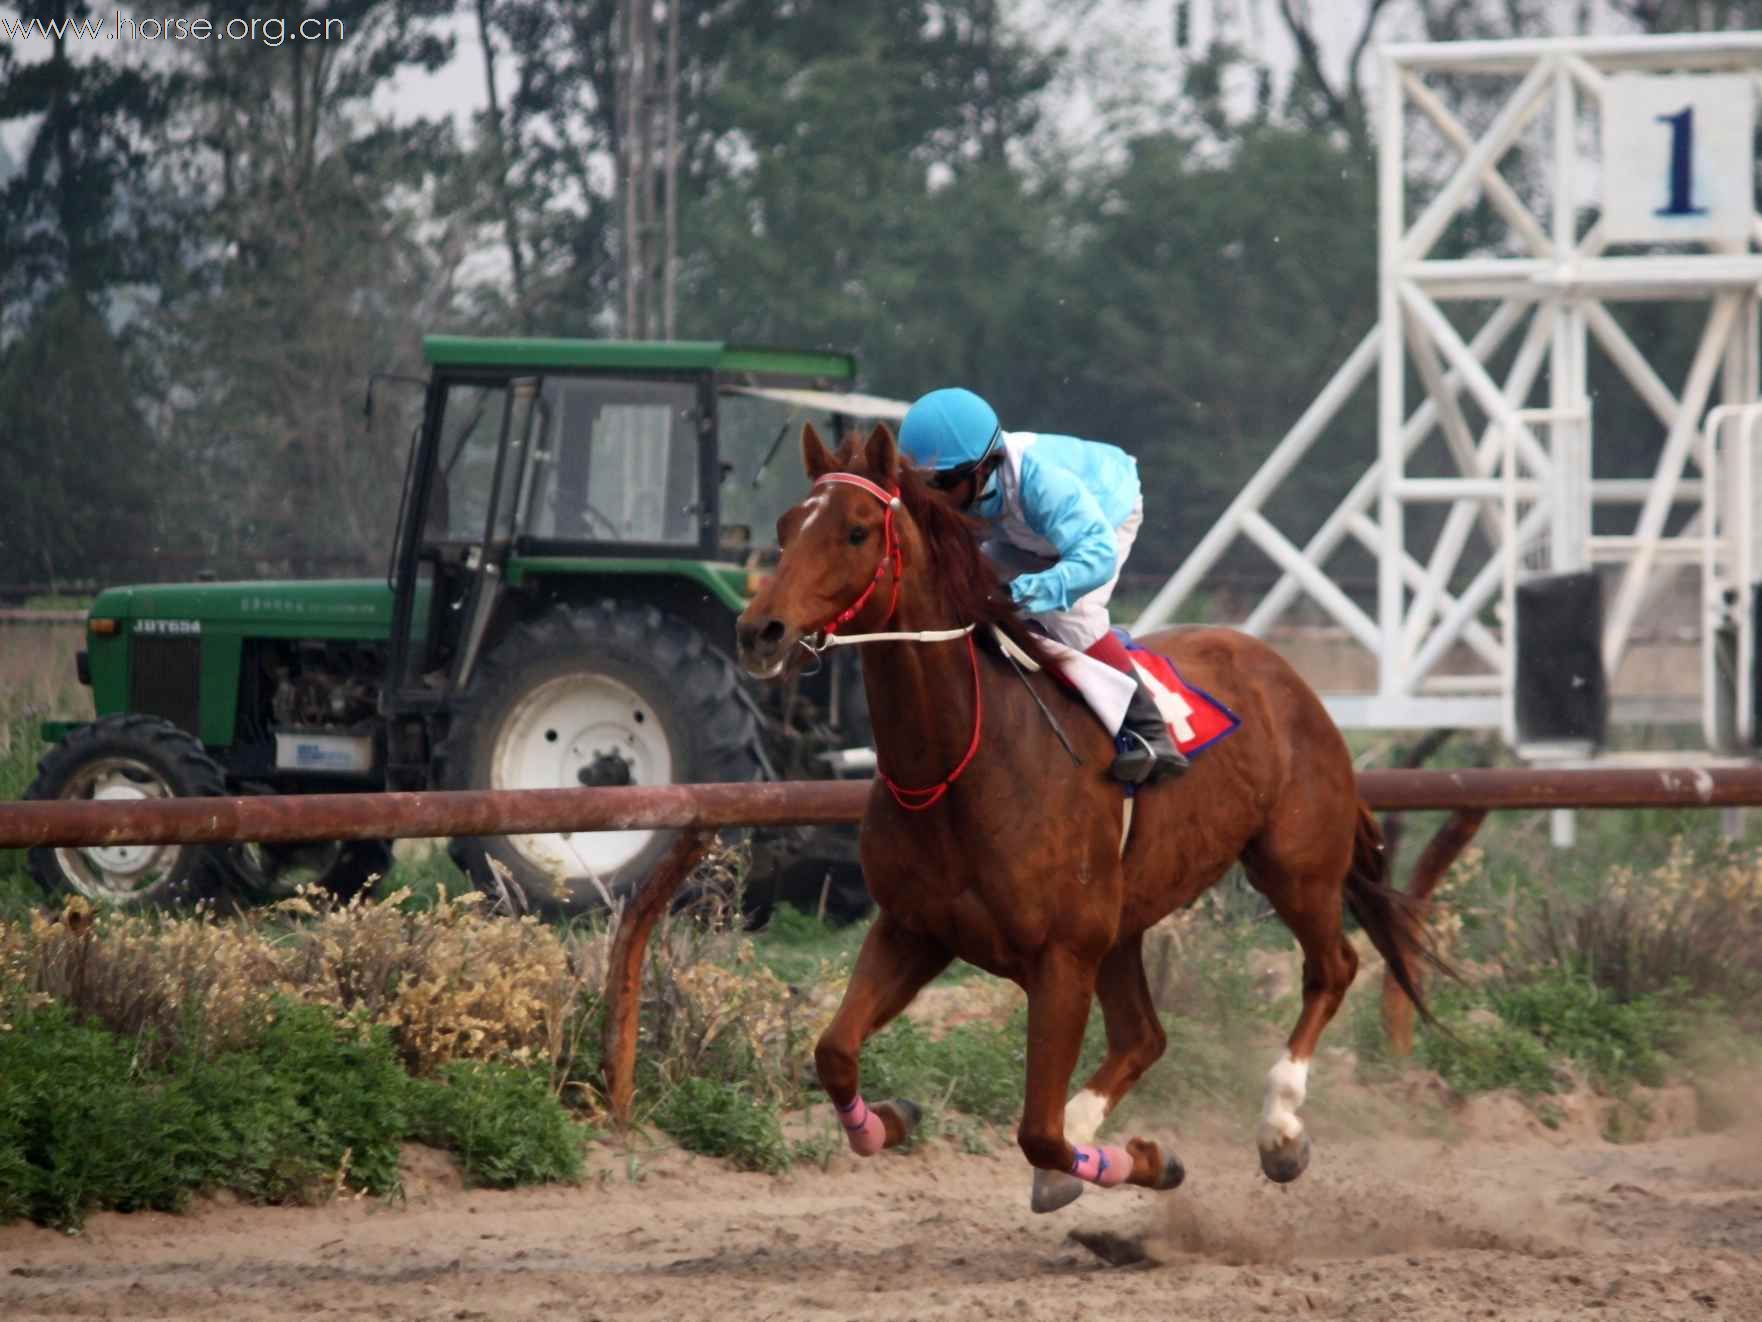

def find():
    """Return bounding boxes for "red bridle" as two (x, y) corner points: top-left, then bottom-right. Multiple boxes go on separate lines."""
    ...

(812, 472), (904, 635)
(809, 472), (981, 812)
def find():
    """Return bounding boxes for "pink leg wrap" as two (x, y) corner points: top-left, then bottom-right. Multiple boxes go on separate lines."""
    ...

(835, 1095), (887, 1156)
(1070, 1143), (1132, 1188)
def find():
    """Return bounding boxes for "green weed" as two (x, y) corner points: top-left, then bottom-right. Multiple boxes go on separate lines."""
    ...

(752, 903), (870, 986)
(0, 999), (410, 1230)
(1416, 1007), (1562, 1097)
(229, 1002), (411, 1198)
(409, 1060), (586, 1188)
(374, 844), (475, 909)
(650, 1076), (791, 1173)
(1491, 972), (1675, 1090)
(0, 1003), (199, 1229)
(0, 715), (49, 917)
(861, 1012), (1026, 1129)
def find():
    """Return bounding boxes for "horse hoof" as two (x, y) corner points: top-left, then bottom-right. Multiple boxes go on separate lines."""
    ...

(873, 1098), (921, 1144)
(1259, 1132), (1311, 1184)
(1154, 1149), (1186, 1190)
(1030, 1169), (1086, 1214)
(1127, 1137), (1185, 1191)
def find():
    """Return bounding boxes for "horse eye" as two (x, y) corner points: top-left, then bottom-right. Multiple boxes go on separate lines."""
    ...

(848, 525), (869, 546)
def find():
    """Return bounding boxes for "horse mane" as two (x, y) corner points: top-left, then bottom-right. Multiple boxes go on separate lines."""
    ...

(830, 433), (1060, 671)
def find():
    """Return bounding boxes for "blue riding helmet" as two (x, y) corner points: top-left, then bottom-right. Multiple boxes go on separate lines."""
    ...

(899, 388), (1001, 476)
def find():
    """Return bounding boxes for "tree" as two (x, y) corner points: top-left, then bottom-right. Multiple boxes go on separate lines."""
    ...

(1059, 124), (1379, 582)
(1273, 0), (1396, 164)
(0, 0), (187, 338)
(0, 291), (161, 586)
(157, 0), (470, 572)
(674, 1), (1062, 380)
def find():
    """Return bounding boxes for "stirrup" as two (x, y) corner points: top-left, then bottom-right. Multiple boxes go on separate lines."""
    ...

(1110, 730), (1186, 785)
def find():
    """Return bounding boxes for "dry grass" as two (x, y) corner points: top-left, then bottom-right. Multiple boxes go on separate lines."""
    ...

(1502, 838), (1762, 1014)
(0, 837), (809, 1115)
(635, 842), (809, 1103)
(0, 887), (602, 1085)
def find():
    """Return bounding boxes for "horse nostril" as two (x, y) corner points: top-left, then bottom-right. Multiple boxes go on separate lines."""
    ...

(737, 616), (786, 658)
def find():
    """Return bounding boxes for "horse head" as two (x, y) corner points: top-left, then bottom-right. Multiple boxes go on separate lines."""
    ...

(735, 421), (911, 679)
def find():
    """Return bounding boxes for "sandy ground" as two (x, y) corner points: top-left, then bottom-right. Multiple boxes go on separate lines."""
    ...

(4, 1106), (1761, 1322)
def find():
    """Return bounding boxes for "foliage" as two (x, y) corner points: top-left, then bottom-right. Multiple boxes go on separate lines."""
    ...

(860, 1013), (1026, 1129)
(276, 888), (601, 1079)
(0, 716), (47, 919)
(5, 0), (1760, 598)
(0, 293), (164, 588)
(649, 1075), (791, 1174)
(0, 999), (410, 1230)
(1492, 972), (1674, 1090)
(1509, 840), (1762, 1018)
(408, 1060), (586, 1188)
(0, 1003), (204, 1229)
(243, 1002), (413, 1197)
(1061, 122), (1378, 581)
(1413, 997), (1563, 1097)
(750, 902), (869, 987)
(0, 1), (189, 335)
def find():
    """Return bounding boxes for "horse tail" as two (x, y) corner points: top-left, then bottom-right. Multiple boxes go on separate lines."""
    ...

(1341, 801), (1448, 1029)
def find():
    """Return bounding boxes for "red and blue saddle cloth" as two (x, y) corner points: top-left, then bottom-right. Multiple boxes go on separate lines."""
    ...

(1116, 629), (1242, 758)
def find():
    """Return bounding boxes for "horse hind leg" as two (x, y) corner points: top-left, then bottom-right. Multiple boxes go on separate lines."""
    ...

(1030, 934), (1186, 1213)
(815, 913), (952, 1155)
(1243, 842), (1360, 1184)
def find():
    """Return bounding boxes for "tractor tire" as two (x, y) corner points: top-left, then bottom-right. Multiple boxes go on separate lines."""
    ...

(442, 602), (762, 917)
(226, 838), (395, 904)
(23, 715), (232, 908)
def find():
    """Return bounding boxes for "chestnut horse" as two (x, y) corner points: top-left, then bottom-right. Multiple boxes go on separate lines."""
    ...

(735, 422), (1431, 1212)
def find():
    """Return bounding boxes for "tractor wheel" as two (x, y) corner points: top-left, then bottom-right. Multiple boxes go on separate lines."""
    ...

(23, 715), (232, 908)
(443, 602), (762, 917)
(226, 838), (395, 903)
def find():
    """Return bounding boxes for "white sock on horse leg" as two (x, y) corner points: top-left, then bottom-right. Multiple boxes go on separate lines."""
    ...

(1257, 1051), (1309, 1152)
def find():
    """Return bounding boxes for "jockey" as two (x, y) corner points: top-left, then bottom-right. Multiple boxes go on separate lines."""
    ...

(898, 387), (1187, 784)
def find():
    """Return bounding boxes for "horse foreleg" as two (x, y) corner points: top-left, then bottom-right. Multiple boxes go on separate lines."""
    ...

(1029, 936), (1185, 1213)
(815, 913), (952, 1156)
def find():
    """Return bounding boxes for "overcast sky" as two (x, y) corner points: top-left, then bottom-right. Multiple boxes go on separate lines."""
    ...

(0, 2), (1641, 178)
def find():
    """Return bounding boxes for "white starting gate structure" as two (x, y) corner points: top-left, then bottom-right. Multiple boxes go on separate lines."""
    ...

(1135, 32), (1762, 769)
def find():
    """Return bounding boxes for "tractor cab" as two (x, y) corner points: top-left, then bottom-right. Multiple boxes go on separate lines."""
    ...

(375, 336), (907, 914)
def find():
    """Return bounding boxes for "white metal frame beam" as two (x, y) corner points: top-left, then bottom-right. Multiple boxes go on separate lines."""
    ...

(1134, 34), (1761, 746)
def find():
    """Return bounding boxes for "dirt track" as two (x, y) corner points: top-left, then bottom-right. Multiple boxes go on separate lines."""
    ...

(4, 1112), (1761, 1321)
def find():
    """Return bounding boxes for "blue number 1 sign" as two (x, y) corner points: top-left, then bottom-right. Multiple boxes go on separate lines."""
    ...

(1655, 106), (1707, 217)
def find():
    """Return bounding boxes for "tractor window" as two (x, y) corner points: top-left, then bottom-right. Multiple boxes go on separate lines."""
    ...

(429, 381), (509, 542)
(521, 379), (702, 545)
(717, 393), (815, 553)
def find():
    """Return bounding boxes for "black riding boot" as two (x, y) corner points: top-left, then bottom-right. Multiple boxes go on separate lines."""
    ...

(1109, 682), (1190, 785)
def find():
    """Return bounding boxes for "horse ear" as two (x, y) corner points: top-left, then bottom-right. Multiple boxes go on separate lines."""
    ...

(863, 422), (900, 484)
(802, 422), (834, 479)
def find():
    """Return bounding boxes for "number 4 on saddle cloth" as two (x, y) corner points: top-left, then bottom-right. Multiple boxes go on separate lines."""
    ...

(1116, 630), (1242, 758)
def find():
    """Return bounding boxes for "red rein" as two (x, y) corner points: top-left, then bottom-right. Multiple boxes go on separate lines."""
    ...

(812, 472), (981, 812)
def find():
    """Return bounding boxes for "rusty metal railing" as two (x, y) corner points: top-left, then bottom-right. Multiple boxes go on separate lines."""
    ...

(4, 768), (1760, 850)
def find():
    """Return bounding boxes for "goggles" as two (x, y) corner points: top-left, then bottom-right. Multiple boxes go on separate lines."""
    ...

(926, 426), (1002, 492)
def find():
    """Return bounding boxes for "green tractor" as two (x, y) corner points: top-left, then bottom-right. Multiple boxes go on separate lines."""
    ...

(24, 336), (902, 917)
